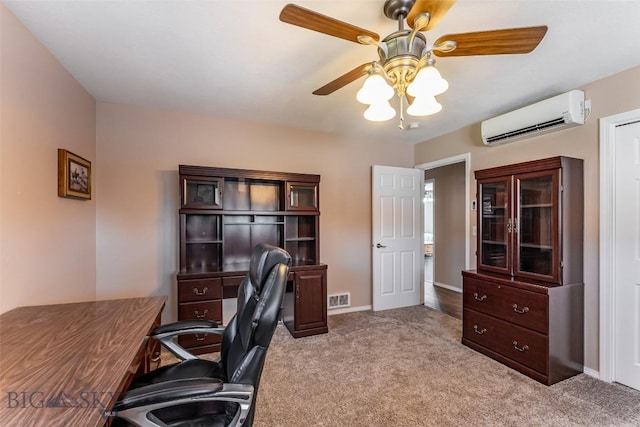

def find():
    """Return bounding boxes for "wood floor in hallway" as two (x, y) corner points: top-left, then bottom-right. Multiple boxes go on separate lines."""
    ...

(424, 283), (462, 320)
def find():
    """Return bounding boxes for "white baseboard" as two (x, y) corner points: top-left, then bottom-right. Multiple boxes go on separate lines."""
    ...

(583, 367), (600, 379)
(328, 305), (372, 316)
(434, 281), (463, 293)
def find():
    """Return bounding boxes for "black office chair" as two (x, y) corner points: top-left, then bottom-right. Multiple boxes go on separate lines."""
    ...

(111, 243), (291, 427)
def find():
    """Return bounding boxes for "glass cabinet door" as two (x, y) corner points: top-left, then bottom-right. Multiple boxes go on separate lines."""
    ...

(182, 176), (223, 209)
(515, 170), (560, 282)
(286, 182), (318, 211)
(478, 178), (511, 275)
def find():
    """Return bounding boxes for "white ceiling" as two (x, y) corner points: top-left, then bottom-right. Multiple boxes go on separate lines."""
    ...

(4, 0), (640, 144)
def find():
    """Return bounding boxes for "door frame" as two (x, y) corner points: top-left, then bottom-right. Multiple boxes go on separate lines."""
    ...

(599, 108), (640, 382)
(415, 153), (472, 275)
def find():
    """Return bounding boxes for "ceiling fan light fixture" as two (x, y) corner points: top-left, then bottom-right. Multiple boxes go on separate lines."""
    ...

(407, 65), (449, 97)
(364, 100), (396, 122)
(356, 73), (394, 104)
(407, 95), (442, 117)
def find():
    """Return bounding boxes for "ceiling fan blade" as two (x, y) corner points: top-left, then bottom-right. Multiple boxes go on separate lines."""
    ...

(280, 4), (379, 44)
(407, 0), (457, 31)
(313, 63), (371, 96)
(433, 26), (548, 57)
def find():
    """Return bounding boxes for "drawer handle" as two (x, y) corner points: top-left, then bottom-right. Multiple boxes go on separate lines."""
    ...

(193, 286), (208, 296)
(150, 352), (161, 363)
(194, 309), (208, 319)
(195, 333), (208, 342)
(512, 304), (529, 314)
(513, 341), (529, 352)
(473, 292), (487, 302)
(473, 325), (487, 335)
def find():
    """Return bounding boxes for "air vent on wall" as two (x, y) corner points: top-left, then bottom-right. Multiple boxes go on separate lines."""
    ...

(328, 293), (350, 309)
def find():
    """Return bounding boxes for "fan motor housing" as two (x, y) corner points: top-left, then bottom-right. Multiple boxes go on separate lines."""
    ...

(380, 30), (426, 59)
(379, 30), (426, 66)
(379, 30), (426, 95)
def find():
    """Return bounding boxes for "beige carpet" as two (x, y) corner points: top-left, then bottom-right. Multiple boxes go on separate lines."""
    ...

(252, 306), (640, 427)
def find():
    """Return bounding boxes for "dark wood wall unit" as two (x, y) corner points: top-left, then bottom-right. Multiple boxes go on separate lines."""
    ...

(463, 156), (584, 385)
(177, 165), (327, 354)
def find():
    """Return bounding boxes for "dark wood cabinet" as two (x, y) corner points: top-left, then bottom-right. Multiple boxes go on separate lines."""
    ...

(463, 156), (584, 385)
(177, 166), (327, 354)
(283, 265), (328, 337)
(181, 175), (223, 210)
(286, 181), (319, 211)
(462, 271), (584, 385)
(475, 156), (583, 284)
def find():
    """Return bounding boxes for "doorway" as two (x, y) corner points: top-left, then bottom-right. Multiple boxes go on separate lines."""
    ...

(424, 179), (434, 287)
(600, 109), (640, 390)
(416, 153), (471, 319)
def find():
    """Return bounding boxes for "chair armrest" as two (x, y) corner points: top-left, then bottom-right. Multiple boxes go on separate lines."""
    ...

(114, 378), (224, 411)
(152, 321), (225, 361)
(152, 319), (219, 336)
(112, 379), (253, 427)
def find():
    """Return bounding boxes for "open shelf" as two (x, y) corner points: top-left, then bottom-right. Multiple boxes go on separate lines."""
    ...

(521, 203), (553, 208)
(520, 243), (553, 249)
(481, 240), (507, 245)
(223, 179), (283, 211)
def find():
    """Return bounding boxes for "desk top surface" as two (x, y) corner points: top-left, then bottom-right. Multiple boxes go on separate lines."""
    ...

(0, 296), (166, 427)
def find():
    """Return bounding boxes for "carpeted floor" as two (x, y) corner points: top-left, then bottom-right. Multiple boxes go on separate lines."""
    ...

(252, 306), (640, 426)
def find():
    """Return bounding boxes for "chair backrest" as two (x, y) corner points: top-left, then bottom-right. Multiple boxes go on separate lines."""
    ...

(218, 243), (290, 425)
(221, 243), (291, 381)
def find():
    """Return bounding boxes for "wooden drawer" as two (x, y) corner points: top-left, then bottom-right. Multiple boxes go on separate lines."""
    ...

(464, 309), (548, 375)
(222, 275), (245, 298)
(178, 300), (222, 322)
(178, 278), (222, 303)
(177, 300), (222, 348)
(463, 277), (548, 333)
(178, 331), (222, 348)
(222, 275), (244, 287)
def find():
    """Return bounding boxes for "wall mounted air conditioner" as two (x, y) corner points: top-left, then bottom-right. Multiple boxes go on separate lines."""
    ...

(481, 90), (585, 146)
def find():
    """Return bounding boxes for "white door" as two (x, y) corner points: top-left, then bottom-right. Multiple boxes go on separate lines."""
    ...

(614, 120), (640, 390)
(372, 165), (423, 311)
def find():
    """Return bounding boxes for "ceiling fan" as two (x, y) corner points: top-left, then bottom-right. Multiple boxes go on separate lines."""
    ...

(279, 0), (547, 127)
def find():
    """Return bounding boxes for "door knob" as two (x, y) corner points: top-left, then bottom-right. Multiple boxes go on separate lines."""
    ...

(375, 243), (387, 248)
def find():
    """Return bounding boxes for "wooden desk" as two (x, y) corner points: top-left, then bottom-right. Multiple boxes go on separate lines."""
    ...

(0, 297), (166, 427)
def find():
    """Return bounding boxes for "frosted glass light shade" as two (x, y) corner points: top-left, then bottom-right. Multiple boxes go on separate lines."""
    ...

(364, 100), (396, 121)
(357, 74), (394, 104)
(407, 65), (449, 97)
(407, 95), (442, 116)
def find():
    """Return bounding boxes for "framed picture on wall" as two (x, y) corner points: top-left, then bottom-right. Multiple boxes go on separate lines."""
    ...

(58, 149), (91, 200)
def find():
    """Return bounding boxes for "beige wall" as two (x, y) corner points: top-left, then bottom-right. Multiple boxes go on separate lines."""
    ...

(95, 102), (414, 321)
(0, 5), (97, 313)
(4, 0), (637, 374)
(414, 65), (640, 373)
(424, 162), (466, 290)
